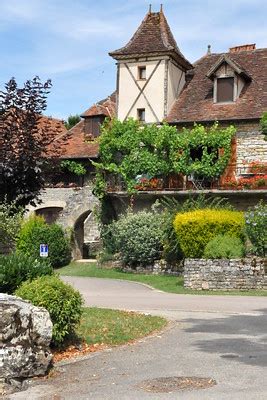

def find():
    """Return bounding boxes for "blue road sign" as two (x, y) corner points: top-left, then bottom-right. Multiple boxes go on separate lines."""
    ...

(40, 244), (49, 257)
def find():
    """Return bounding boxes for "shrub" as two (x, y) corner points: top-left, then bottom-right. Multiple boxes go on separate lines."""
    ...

(110, 211), (163, 267)
(161, 195), (233, 263)
(173, 209), (245, 258)
(0, 253), (53, 294)
(245, 201), (267, 257)
(0, 201), (23, 253)
(15, 275), (83, 346)
(204, 235), (245, 259)
(17, 216), (71, 268)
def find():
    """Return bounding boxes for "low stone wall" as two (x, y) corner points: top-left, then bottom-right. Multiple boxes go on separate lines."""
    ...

(122, 260), (183, 276)
(0, 294), (53, 394)
(184, 258), (267, 291)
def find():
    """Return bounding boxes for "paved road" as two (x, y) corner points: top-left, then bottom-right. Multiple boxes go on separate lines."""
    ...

(9, 277), (267, 400)
(62, 276), (267, 316)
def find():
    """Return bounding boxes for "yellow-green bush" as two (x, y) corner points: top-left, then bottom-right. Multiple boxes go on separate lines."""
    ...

(173, 209), (245, 258)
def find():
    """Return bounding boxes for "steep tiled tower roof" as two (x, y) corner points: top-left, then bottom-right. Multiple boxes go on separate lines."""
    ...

(109, 8), (192, 70)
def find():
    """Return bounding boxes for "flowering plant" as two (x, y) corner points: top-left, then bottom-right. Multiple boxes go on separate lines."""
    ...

(248, 161), (267, 174)
(221, 175), (267, 190)
(245, 201), (267, 256)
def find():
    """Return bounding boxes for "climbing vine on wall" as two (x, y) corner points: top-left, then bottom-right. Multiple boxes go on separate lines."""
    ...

(170, 123), (236, 178)
(92, 119), (236, 198)
(60, 160), (86, 176)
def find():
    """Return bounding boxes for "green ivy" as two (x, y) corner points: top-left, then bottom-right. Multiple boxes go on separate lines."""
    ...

(60, 160), (86, 176)
(93, 119), (236, 198)
(170, 123), (236, 178)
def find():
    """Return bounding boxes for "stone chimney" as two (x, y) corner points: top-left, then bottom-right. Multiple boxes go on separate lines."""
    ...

(229, 44), (256, 53)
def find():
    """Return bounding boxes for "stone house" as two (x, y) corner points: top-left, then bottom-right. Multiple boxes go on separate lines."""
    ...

(30, 7), (266, 259)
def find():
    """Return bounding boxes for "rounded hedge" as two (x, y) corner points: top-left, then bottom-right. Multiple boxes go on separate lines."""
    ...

(204, 235), (245, 259)
(173, 209), (245, 258)
(15, 275), (83, 346)
(111, 211), (163, 267)
(17, 216), (71, 268)
(0, 252), (53, 294)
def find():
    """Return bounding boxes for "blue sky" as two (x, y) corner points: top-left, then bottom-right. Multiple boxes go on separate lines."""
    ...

(0, 0), (266, 120)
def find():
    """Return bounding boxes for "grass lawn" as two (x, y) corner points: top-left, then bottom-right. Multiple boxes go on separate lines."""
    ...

(78, 307), (167, 346)
(58, 262), (267, 296)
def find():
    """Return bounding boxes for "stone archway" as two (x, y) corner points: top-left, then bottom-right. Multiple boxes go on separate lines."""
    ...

(35, 207), (64, 224)
(73, 210), (92, 260)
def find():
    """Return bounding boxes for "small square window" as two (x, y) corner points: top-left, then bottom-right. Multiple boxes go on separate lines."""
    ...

(216, 77), (234, 102)
(137, 108), (145, 122)
(138, 66), (146, 80)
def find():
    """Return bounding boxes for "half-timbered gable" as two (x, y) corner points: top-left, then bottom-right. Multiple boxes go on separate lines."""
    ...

(109, 7), (192, 123)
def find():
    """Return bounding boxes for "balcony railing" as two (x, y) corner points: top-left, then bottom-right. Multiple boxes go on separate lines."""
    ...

(106, 173), (267, 192)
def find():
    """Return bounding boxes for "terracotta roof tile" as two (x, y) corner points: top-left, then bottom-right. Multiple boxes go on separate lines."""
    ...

(109, 11), (192, 70)
(53, 120), (99, 159)
(81, 93), (116, 118)
(167, 48), (267, 123)
(38, 115), (67, 140)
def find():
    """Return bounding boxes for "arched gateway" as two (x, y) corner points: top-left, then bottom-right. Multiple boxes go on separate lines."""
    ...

(27, 187), (100, 260)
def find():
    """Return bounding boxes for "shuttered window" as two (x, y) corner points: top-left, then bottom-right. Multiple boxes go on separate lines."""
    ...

(84, 116), (105, 138)
(217, 77), (234, 102)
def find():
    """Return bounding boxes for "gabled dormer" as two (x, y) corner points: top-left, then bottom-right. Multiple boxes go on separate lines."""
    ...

(109, 6), (192, 123)
(206, 52), (251, 104)
(80, 94), (116, 140)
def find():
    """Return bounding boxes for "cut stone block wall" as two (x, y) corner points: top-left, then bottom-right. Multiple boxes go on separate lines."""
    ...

(184, 258), (267, 291)
(236, 129), (267, 175)
(105, 260), (183, 276)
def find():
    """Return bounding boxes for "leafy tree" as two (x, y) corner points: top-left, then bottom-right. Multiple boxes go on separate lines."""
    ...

(0, 76), (60, 206)
(64, 114), (81, 130)
(0, 200), (23, 252)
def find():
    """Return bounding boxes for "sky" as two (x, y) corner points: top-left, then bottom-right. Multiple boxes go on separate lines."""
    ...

(0, 0), (266, 121)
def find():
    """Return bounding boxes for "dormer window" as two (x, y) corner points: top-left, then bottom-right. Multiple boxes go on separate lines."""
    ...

(216, 77), (234, 103)
(138, 66), (146, 80)
(207, 54), (251, 105)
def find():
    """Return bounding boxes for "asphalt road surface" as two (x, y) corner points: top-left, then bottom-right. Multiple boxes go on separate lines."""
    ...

(9, 277), (267, 400)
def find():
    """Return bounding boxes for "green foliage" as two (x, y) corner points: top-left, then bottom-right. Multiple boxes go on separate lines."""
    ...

(170, 123), (235, 178)
(93, 119), (235, 198)
(0, 77), (57, 206)
(260, 112), (267, 141)
(204, 235), (245, 259)
(64, 114), (81, 130)
(161, 195), (233, 263)
(60, 160), (86, 176)
(245, 201), (267, 257)
(17, 216), (71, 268)
(0, 201), (24, 252)
(107, 211), (164, 267)
(15, 275), (83, 346)
(173, 209), (245, 258)
(0, 253), (53, 294)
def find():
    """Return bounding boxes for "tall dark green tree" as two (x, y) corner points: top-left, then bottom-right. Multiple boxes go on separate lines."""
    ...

(64, 114), (81, 130)
(0, 76), (59, 206)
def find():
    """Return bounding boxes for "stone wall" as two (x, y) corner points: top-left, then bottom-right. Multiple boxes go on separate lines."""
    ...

(105, 260), (183, 276)
(26, 186), (100, 259)
(184, 258), (267, 291)
(0, 294), (52, 394)
(236, 127), (267, 175)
